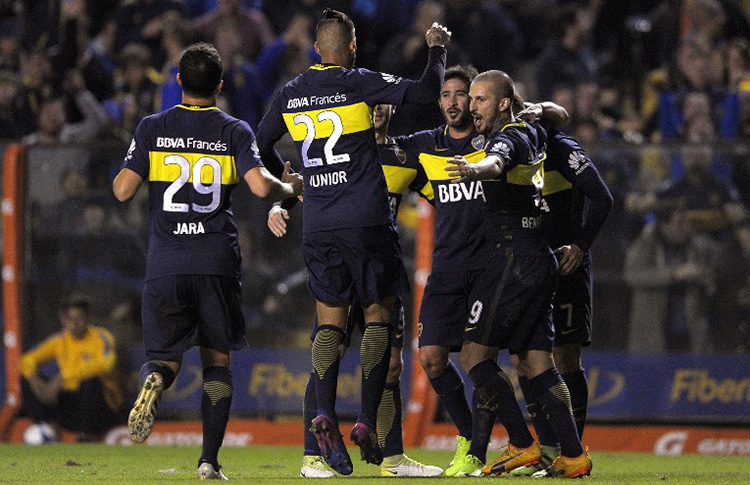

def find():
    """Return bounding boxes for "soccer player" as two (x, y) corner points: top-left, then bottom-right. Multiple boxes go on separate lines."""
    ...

(446, 70), (592, 478)
(511, 103), (613, 477)
(20, 294), (121, 441)
(393, 64), (485, 477)
(255, 8), (450, 475)
(270, 104), (441, 478)
(112, 42), (302, 480)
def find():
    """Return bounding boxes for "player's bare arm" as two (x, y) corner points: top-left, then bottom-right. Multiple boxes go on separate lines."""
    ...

(518, 102), (569, 128)
(245, 161), (303, 202)
(268, 203), (290, 238)
(112, 167), (143, 202)
(445, 154), (505, 183)
(425, 22), (451, 48)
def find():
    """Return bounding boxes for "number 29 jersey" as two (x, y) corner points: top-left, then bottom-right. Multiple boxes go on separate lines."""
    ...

(122, 104), (262, 281)
(257, 64), (412, 234)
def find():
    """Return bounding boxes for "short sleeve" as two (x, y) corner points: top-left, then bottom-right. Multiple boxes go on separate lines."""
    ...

(122, 120), (150, 179)
(351, 68), (412, 107)
(232, 121), (263, 178)
(485, 134), (517, 171)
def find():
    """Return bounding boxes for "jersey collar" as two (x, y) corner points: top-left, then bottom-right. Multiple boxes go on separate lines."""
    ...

(177, 103), (218, 111)
(309, 63), (343, 71)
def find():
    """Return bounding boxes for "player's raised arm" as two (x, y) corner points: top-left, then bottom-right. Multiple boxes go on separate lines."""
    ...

(400, 23), (451, 104)
(518, 101), (570, 128)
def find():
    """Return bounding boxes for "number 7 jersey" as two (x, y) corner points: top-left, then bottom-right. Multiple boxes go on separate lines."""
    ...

(122, 104), (262, 281)
(257, 64), (413, 234)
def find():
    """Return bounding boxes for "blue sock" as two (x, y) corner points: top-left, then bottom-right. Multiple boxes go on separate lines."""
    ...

(562, 370), (588, 440)
(531, 368), (583, 458)
(199, 366), (233, 469)
(378, 381), (403, 457)
(519, 375), (558, 447)
(303, 371), (321, 455)
(357, 322), (391, 428)
(312, 325), (345, 422)
(140, 362), (176, 389)
(429, 362), (472, 439)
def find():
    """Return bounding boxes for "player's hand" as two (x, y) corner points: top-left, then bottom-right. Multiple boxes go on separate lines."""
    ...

(281, 161), (303, 197)
(268, 204), (290, 237)
(518, 103), (543, 123)
(445, 155), (474, 183)
(425, 22), (451, 48)
(554, 244), (584, 276)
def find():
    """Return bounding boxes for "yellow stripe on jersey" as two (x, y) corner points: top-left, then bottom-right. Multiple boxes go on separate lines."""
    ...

(419, 180), (435, 201)
(283, 102), (374, 141)
(149, 151), (238, 185)
(542, 169), (573, 196)
(309, 64), (343, 71)
(419, 150), (486, 181)
(506, 155), (545, 186)
(382, 165), (417, 197)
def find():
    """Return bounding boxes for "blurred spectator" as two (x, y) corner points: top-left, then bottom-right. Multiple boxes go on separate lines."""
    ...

(659, 40), (740, 139)
(52, 166), (90, 237)
(215, 25), (265, 128)
(0, 17), (22, 72)
(78, 19), (117, 103)
(726, 37), (750, 90)
(113, 44), (158, 136)
(535, 5), (597, 100)
(0, 70), (34, 139)
(20, 294), (122, 440)
(23, 70), (108, 145)
(192, 0), (273, 62)
(378, 0), (468, 134)
(625, 209), (718, 353)
(23, 47), (54, 120)
(657, 144), (746, 237)
(156, 18), (194, 112)
(713, 221), (750, 352)
(115, 0), (185, 70)
(445, 0), (522, 74)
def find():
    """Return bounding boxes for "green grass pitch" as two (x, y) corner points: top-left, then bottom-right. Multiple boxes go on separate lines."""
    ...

(1, 444), (749, 484)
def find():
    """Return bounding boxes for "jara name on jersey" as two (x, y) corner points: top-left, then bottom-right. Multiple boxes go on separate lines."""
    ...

(173, 222), (205, 234)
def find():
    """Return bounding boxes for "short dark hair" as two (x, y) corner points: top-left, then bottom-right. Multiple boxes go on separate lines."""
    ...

(444, 65), (478, 90)
(179, 42), (223, 98)
(316, 8), (354, 47)
(61, 294), (91, 315)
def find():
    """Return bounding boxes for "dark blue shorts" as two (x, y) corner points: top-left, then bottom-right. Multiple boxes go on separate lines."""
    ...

(302, 224), (409, 306)
(464, 252), (558, 354)
(142, 275), (248, 361)
(553, 259), (592, 346)
(418, 269), (484, 352)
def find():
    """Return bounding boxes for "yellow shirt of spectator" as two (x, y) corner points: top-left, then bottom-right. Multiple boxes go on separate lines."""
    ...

(21, 326), (122, 412)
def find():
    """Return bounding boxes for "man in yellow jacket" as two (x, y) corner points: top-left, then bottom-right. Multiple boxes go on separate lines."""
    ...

(20, 294), (122, 439)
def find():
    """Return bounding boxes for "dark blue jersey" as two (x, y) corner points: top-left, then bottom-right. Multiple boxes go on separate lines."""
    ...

(397, 126), (489, 271)
(482, 121), (550, 256)
(257, 64), (413, 233)
(123, 104), (261, 280)
(542, 129), (613, 254)
(379, 138), (433, 218)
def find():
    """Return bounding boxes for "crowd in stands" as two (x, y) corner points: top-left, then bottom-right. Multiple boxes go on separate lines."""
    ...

(3, 0), (750, 354)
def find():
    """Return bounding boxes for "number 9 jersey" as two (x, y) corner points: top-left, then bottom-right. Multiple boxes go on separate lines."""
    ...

(122, 104), (262, 281)
(257, 64), (413, 234)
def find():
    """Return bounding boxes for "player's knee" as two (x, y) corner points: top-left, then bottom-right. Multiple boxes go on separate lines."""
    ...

(418, 349), (448, 379)
(387, 356), (403, 382)
(553, 345), (582, 374)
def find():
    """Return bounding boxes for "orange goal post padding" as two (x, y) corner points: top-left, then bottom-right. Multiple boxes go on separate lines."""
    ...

(0, 144), (26, 441)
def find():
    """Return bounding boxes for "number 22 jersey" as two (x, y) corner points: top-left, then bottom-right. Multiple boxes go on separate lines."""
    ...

(122, 104), (262, 281)
(256, 64), (415, 234)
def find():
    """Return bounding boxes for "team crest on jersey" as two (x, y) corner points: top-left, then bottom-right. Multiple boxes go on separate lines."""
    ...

(471, 135), (485, 150)
(491, 140), (511, 158)
(394, 146), (407, 164)
(568, 151), (589, 174)
(125, 139), (136, 161)
(381, 73), (402, 84)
